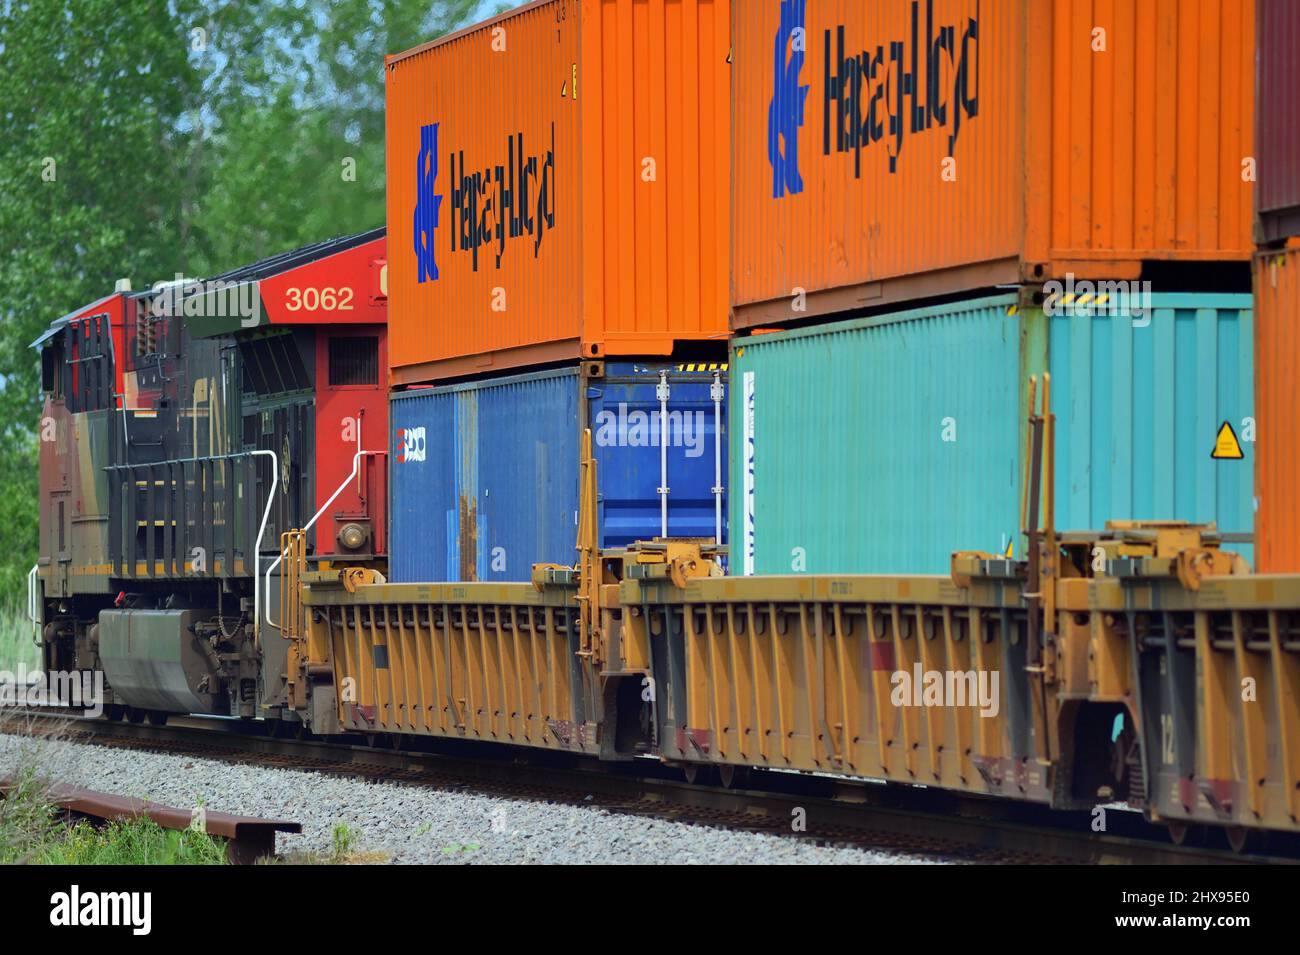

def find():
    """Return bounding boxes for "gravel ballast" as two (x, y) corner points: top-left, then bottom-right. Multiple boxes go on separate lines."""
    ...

(0, 732), (946, 864)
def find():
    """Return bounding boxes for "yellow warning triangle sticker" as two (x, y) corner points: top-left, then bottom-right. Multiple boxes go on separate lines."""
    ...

(1211, 421), (1244, 460)
(1004, 538), (1014, 559)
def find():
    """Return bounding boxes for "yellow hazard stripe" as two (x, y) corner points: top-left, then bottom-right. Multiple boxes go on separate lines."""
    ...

(675, 362), (729, 373)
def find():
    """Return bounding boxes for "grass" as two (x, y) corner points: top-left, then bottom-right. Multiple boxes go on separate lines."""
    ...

(0, 601), (40, 671)
(34, 817), (228, 865)
(0, 719), (228, 865)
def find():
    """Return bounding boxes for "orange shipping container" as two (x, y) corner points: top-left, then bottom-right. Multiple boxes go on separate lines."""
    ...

(386, 0), (730, 385)
(732, 0), (1255, 327)
(1254, 243), (1300, 573)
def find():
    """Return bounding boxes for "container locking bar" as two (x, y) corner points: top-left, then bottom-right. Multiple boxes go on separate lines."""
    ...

(656, 370), (670, 538)
(711, 372), (724, 546)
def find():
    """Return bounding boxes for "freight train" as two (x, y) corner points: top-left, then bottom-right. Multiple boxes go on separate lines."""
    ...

(27, 0), (1300, 851)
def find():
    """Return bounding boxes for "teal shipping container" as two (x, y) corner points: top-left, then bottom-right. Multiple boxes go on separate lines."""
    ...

(732, 292), (1253, 576)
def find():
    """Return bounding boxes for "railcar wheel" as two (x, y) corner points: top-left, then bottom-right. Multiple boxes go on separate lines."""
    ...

(719, 765), (749, 789)
(147, 711), (168, 726)
(1167, 822), (1206, 847)
(126, 708), (145, 724)
(1224, 826), (1252, 854)
(682, 763), (699, 785)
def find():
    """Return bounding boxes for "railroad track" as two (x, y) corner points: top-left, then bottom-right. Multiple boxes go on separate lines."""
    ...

(2, 710), (1292, 865)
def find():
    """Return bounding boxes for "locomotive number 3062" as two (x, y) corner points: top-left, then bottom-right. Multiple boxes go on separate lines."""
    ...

(284, 286), (355, 311)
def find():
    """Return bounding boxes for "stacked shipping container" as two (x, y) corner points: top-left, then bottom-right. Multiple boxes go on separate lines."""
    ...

(732, 0), (1254, 328)
(391, 361), (726, 582)
(731, 0), (1258, 572)
(385, 0), (731, 382)
(1253, 0), (1300, 573)
(385, 0), (731, 581)
(733, 294), (1254, 575)
(1255, 0), (1300, 244)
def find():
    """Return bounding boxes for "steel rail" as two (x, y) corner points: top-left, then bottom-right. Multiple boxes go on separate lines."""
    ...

(3, 712), (1292, 866)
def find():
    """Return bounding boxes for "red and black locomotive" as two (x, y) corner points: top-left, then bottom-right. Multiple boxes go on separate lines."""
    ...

(32, 228), (388, 723)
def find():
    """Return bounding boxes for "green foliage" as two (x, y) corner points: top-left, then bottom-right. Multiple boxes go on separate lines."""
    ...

(0, 438), (39, 603)
(0, 601), (41, 670)
(0, 733), (227, 864)
(0, 0), (482, 604)
(0, 0), (202, 602)
(330, 820), (358, 861)
(35, 816), (229, 865)
(0, 763), (57, 863)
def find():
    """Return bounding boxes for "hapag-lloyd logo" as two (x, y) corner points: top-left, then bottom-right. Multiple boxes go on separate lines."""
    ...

(412, 120), (557, 281)
(396, 426), (426, 464)
(413, 123), (444, 282)
(768, 0), (982, 196)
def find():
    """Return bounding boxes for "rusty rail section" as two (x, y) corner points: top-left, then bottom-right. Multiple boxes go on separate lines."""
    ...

(0, 776), (300, 863)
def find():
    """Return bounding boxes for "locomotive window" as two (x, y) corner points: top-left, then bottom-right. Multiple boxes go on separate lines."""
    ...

(41, 347), (56, 393)
(328, 336), (378, 386)
(62, 315), (113, 412)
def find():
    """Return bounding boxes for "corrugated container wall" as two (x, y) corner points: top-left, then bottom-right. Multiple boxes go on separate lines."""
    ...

(732, 293), (1253, 576)
(391, 362), (727, 582)
(386, 0), (730, 384)
(732, 0), (1255, 327)
(1254, 246), (1300, 572)
(1050, 294), (1253, 553)
(1256, 0), (1300, 242)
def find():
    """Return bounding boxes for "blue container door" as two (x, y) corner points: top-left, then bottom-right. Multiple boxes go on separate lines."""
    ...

(390, 389), (456, 583)
(390, 369), (581, 583)
(474, 371), (580, 581)
(589, 362), (728, 549)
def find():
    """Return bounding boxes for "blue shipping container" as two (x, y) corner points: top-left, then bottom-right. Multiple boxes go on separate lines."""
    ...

(391, 362), (727, 583)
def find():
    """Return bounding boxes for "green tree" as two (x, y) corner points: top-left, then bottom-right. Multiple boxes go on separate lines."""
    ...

(0, 0), (202, 600)
(190, 0), (479, 272)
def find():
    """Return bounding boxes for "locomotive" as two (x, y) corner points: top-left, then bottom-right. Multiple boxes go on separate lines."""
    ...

(32, 228), (388, 724)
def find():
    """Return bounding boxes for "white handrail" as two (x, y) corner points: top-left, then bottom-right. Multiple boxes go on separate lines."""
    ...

(263, 447), (383, 631)
(27, 564), (40, 646)
(248, 448), (278, 642)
